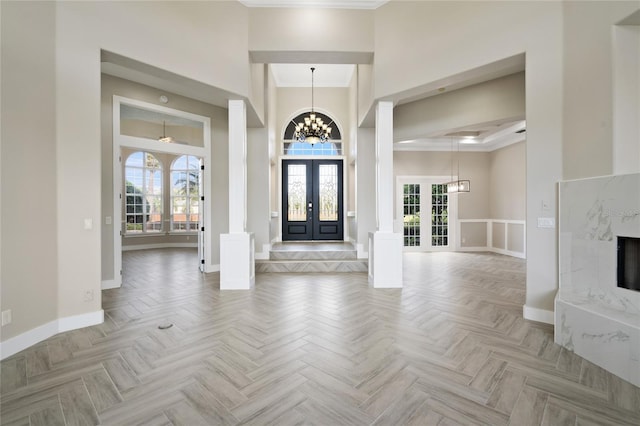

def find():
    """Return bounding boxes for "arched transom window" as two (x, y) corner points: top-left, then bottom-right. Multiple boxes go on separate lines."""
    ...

(283, 111), (342, 156)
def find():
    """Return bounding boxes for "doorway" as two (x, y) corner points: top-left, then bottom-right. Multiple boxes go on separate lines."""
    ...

(282, 159), (343, 241)
(397, 176), (457, 252)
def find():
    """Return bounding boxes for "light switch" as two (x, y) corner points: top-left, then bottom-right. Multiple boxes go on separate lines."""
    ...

(105, 216), (112, 225)
(84, 218), (93, 230)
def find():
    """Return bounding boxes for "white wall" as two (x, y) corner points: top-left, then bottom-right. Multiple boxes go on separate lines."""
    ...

(1, 1), (59, 340)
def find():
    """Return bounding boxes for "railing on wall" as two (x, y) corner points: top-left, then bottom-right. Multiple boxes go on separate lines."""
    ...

(458, 219), (526, 259)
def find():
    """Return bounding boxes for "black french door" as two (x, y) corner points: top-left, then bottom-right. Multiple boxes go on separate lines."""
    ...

(282, 159), (343, 241)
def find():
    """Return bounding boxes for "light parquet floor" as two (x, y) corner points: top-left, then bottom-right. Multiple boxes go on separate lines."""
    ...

(1, 248), (639, 425)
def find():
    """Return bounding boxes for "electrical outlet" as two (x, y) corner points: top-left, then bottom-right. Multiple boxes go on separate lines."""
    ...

(84, 290), (94, 302)
(462, 237), (466, 244)
(2, 309), (12, 326)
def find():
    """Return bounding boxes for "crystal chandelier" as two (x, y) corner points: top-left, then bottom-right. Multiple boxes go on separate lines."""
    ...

(293, 67), (332, 145)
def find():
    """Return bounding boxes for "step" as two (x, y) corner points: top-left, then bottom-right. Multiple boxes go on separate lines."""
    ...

(255, 259), (368, 273)
(269, 242), (357, 261)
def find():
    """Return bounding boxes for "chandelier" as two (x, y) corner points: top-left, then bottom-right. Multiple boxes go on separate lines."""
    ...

(444, 137), (470, 193)
(293, 67), (332, 145)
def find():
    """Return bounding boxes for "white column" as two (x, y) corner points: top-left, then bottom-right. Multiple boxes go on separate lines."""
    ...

(369, 101), (403, 288)
(220, 100), (255, 290)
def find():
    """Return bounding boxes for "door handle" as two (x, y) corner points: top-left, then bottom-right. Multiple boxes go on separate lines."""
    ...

(308, 202), (313, 211)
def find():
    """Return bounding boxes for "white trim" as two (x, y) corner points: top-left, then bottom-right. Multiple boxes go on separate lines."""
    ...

(396, 176), (458, 252)
(58, 310), (104, 333)
(0, 310), (104, 360)
(122, 243), (198, 251)
(458, 219), (526, 259)
(101, 279), (119, 290)
(523, 305), (554, 325)
(112, 96), (214, 287)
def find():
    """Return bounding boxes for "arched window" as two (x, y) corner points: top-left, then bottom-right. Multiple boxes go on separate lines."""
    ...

(170, 155), (201, 231)
(125, 152), (163, 233)
(283, 111), (342, 156)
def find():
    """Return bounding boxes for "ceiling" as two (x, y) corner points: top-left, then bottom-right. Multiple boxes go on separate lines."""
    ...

(394, 119), (526, 152)
(238, 0), (388, 9)
(271, 64), (355, 87)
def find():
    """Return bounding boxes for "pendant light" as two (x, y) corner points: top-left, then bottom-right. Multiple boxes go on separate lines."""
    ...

(445, 137), (470, 193)
(292, 67), (332, 145)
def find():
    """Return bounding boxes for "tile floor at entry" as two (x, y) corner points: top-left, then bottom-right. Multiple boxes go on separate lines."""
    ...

(1, 248), (639, 425)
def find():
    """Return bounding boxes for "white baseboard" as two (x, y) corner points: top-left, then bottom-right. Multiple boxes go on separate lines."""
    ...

(0, 309), (104, 360)
(122, 243), (197, 252)
(523, 305), (554, 324)
(58, 310), (104, 333)
(491, 247), (526, 259)
(458, 246), (526, 259)
(101, 279), (120, 290)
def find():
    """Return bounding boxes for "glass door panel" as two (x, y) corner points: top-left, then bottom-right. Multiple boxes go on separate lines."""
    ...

(287, 164), (308, 222)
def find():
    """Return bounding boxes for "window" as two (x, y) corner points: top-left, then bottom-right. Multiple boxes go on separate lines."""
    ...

(403, 184), (421, 247)
(431, 184), (448, 246)
(171, 155), (200, 231)
(125, 152), (163, 233)
(400, 180), (452, 250)
(283, 111), (342, 155)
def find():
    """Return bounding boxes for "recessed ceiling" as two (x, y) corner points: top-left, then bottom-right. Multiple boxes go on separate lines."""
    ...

(239, 0), (388, 9)
(395, 119), (526, 152)
(271, 64), (356, 87)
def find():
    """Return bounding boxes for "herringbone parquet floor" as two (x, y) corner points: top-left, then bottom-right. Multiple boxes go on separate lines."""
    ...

(1, 248), (639, 425)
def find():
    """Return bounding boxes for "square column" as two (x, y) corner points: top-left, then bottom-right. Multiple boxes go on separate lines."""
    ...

(220, 100), (254, 290)
(369, 101), (403, 288)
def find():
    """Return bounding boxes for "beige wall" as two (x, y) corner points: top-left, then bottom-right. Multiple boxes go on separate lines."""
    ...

(394, 151), (491, 220)
(357, 128), (376, 250)
(1, 1), (59, 340)
(248, 7), (374, 54)
(489, 141), (526, 220)
(375, 1), (563, 313)
(247, 128), (270, 255)
(101, 74), (229, 282)
(562, 2), (640, 180)
(4, 0), (637, 347)
(394, 73), (525, 143)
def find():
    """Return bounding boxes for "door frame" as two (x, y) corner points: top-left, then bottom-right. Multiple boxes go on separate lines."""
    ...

(278, 155), (347, 242)
(109, 96), (212, 290)
(395, 175), (458, 252)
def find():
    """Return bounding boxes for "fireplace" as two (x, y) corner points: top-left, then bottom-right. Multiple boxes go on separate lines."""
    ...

(618, 236), (640, 292)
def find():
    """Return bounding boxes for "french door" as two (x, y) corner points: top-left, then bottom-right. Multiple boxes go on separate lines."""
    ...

(282, 159), (343, 241)
(397, 177), (456, 251)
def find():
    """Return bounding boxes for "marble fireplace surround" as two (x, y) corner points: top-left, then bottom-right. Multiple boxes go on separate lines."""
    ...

(556, 173), (640, 387)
